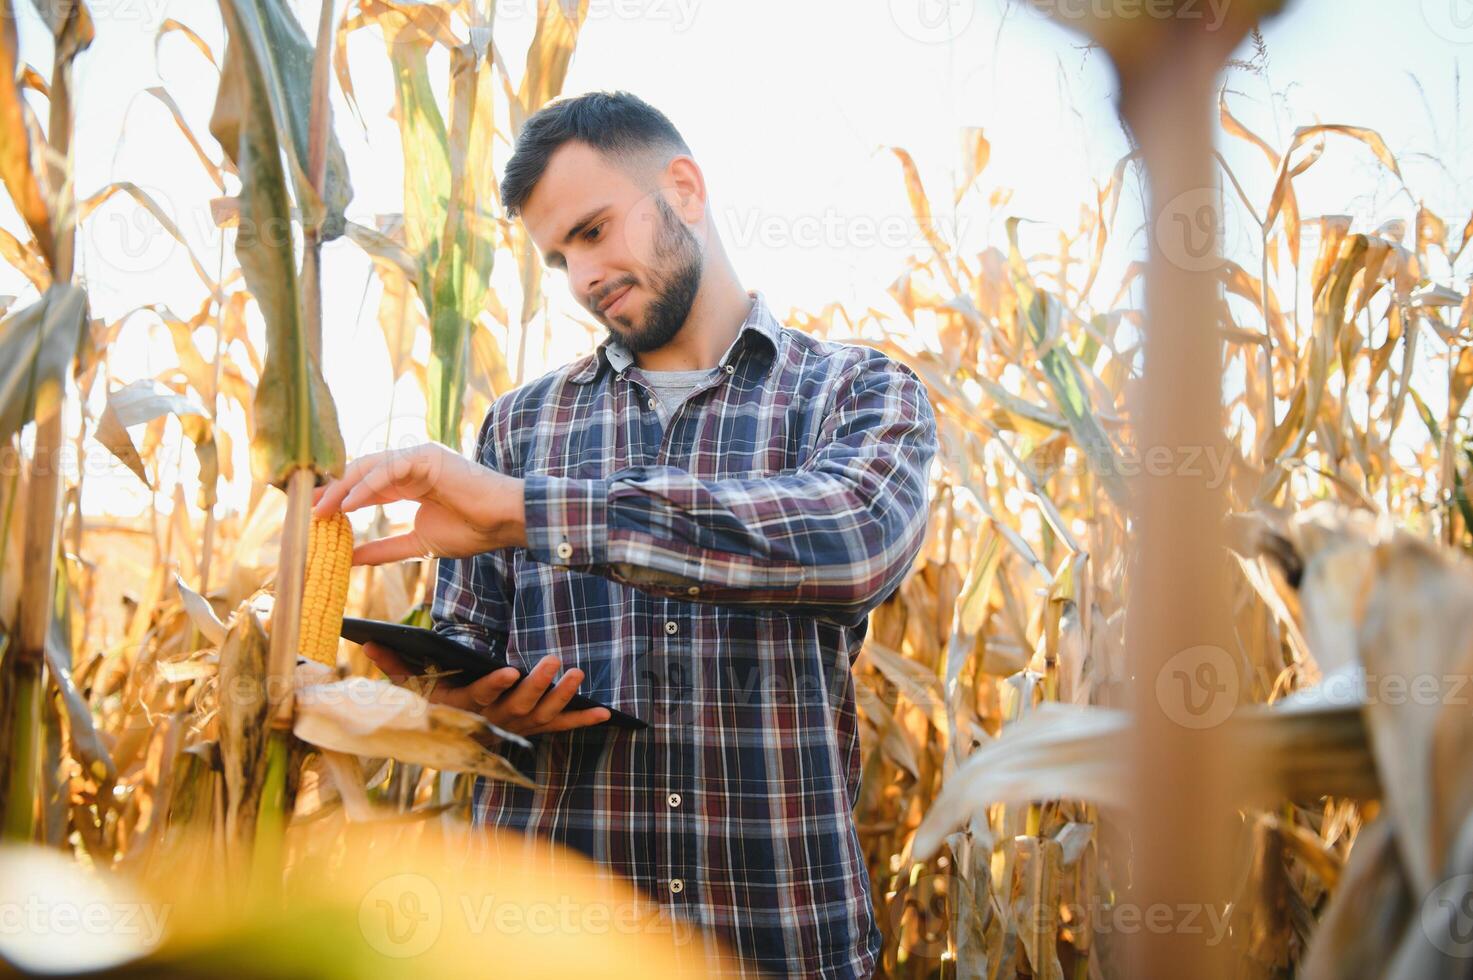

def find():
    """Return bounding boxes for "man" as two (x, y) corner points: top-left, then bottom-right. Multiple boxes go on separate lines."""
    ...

(313, 90), (937, 978)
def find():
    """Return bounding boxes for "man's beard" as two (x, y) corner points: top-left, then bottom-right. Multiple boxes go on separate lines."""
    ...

(602, 196), (703, 354)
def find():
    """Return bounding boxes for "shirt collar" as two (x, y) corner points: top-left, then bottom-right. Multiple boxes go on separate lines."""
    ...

(569, 289), (782, 384)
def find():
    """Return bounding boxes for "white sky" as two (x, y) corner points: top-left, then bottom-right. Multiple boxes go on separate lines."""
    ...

(3, 0), (1470, 521)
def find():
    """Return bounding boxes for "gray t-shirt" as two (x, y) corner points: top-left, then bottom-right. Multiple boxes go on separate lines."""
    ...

(642, 366), (717, 423)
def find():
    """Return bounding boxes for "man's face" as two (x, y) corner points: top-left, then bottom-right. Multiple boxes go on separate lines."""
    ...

(521, 141), (704, 353)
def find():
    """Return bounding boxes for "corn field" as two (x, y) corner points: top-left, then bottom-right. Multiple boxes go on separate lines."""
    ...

(1, 0), (1472, 977)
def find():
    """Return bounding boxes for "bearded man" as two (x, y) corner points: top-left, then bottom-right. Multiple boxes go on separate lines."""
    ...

(314, 90), (937, 978)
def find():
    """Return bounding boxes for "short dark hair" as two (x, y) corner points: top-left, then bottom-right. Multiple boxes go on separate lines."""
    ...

(500, 90), (693, 219)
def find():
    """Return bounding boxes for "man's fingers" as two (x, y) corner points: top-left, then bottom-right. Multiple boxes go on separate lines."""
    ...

(353, 531), (435, 567)
(524, 707), (613, 735)
(361, 640), (484, 710)
(337, 457), (421, 515)
(459, 653), (615, 734)
(419, 680), (478, 710)
(497, 655), (563, 717)
(467, 667), (522, 708)
(312, 452), (379, 518)
(366, 649), (605, 735)
(362, 641), (412, 683)
(314, 448), (421, 518)
(526, 667), (586, 726)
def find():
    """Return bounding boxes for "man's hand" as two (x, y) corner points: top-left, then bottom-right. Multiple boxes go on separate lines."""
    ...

(362, 641), (612, 736)
(311, 443), (527, 565)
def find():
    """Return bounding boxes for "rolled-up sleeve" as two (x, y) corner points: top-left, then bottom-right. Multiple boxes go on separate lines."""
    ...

(523, 353), (936, 626)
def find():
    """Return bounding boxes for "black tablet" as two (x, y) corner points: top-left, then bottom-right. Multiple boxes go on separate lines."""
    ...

(339, 617), (647, 730)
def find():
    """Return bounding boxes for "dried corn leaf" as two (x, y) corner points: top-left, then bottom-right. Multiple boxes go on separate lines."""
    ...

(292, 672), (534, 788)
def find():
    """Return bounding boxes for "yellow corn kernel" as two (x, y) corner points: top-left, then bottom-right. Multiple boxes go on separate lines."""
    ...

(299, 511), (353, 666)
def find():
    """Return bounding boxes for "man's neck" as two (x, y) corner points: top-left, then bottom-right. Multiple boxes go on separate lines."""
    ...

(632, 276), (753, 373)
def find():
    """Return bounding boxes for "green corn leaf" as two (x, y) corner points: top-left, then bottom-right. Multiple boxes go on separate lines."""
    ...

(213, 0), (345, 488)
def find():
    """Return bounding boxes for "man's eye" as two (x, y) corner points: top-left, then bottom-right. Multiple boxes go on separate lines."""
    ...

(586, 223), (604, 242)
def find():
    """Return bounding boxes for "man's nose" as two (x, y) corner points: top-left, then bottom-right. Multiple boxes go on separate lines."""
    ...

(571, 262), (605, 309)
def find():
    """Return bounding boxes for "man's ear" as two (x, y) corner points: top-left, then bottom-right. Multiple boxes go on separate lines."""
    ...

(664, 155), (706, 222)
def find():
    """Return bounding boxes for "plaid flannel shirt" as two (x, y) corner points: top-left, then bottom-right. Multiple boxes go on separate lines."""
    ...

(432, 290), (936, 977)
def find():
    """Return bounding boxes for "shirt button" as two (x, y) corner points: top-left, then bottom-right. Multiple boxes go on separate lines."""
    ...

(555, 542), (573, 560)
(686, 586), (699, 596)
(667, 792), (682, 807)
(664, 620), (678, 635)
(669, 878), (684, 894)
(647, 397), (657, 410)
(724, 364), (735, 374)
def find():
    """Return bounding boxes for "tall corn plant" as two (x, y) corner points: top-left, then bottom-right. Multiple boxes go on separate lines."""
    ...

(334, 0), (590, 449)
(813, 4), (1473, 974)
(205, 0), (352, 888)
(0, 0), (589, 886)
(19, 0), (1473, 972)
(1057, 4), (1287, 975)
(0, 0), (590, 880)
(329, 0), (590, 644)
(0, 0), (94, 843)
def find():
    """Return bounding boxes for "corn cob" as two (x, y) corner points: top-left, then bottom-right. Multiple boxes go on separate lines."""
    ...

(300, 511), (353, 666)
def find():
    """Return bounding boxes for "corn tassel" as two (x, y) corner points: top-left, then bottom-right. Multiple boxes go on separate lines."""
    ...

(299, 512), (353, 666)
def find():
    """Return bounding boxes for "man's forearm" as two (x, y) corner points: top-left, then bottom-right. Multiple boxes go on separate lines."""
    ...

(516, 461), (930, 626)
(503, 358), (937, 623)
(473, 470), (529, 551)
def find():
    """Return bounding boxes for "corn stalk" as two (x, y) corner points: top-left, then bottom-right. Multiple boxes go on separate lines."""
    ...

(0, 0), (93, 842)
